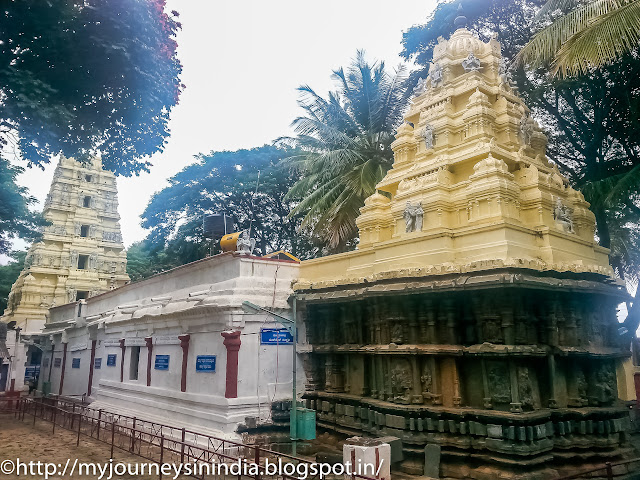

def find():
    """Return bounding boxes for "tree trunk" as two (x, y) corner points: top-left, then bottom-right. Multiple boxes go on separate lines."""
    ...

(592, 204), (612, 249)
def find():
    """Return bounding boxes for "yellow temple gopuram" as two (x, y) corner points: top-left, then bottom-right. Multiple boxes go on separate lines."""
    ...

(2, 156), (129, 336)
(294, 18), (635, 479)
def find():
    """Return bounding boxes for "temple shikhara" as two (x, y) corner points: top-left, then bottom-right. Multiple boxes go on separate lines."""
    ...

(294, 18), (635, 478)
(2, 156), (129, 335)
(1, 156), (129, 385)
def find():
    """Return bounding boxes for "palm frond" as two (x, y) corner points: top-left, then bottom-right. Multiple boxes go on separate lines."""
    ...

(536, 0), (590, 20)
(282, 51), (410, 250)
(516, 0), (626, 69)
(552, 0), (640, 75)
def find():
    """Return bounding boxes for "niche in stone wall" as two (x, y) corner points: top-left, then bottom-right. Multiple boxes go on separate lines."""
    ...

(485, 360), (512, 410)
(566, 358), (590, 408)
(587, 359), (617, 407)
(461, 357), (484, 408)
(558, 357), (618, 408)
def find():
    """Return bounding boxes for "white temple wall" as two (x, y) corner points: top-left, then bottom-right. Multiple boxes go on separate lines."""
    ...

(38, 253), (301, 438)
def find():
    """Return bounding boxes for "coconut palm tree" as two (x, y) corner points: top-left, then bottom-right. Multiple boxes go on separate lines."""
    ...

(517, 0), (640, 77)
(283, 51), (411, 252)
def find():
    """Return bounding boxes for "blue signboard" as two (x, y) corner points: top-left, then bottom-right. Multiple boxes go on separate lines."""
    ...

(72, 358), (81, 369)
(24, 365), (40, 381)
(154, 354), (170, 370)
(195, 355), (216, 372)
(260, 328), (293, 345)
(106, 354), (117, 367)
(54, 357), (61, 368)
(94, 357), (102, 369)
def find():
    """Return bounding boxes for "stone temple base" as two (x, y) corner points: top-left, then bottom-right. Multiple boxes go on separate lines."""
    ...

(306, 392), (633, 479)
(297, 269), (634, 478)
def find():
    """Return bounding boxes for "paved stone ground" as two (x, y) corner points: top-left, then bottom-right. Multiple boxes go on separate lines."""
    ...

(0, 415), (191, 480)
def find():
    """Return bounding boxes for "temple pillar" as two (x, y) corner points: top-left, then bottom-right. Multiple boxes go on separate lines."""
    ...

(478, 360), (490, 410)
(179, 334), (190, 392)
(411, 356), (423, 404)
(144, 337), (153, 387)
(87, 340), (97, 396)
(119, 338), (125, 382)
(370, 356), (378, 398)
(221, 330), (241, 398)
(431, 357), (442, 405)
(509, 360), (522, 413)
(384, 357), (392, 400)
(58, 342), (67, 395)
(47, 342), (54, 382)
(501, 296), (515, 345)
(444, 298), (456, 344)
(548, 354), (558, 408)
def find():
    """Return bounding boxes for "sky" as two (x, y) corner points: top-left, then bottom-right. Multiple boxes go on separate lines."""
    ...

(10, 0), (439, 253)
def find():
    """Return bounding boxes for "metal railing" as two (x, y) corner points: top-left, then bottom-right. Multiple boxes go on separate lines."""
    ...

(0, 397), (378, 480)
(555, 458), (640, 480)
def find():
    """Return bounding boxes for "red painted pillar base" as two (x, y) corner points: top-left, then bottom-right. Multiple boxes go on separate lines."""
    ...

(634, 372), (640, 408)
(59, 343), (68, 395)
(87, 340), (97, 396)
(222, 331), (241, 399)
(179, 335), (190, 393)
(145, 337), (153, 387)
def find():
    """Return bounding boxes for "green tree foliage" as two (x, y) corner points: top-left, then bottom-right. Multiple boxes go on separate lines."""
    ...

(0, 251), (26, 313)
(136, 145), (318, 279)
(283, 51), (412, 252)
(126, 241), (174, 283)
(0, 159), (44, 254)
(1, 0), (183, 174)
(402, 0), (640, 332)
(518, 0), (640, 77)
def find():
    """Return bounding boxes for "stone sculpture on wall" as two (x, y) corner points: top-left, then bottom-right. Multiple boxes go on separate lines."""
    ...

(488, 362), (511, 404)
(50, 225), (67, 236)
(60, 184), (70, 204)
(420, 363), (433, 397)
(236, 231), (256, 255)
(462, 52), (481, 71)
(572, 369), (589, 406)
(593, 364), (616, 406)
(391, 360), (412, 404)
(7, 291), (16, 312)
(70, 250), (78, 269)
(430, 63), (443, 87)
(553, 198), (574, 233)
(103, 231), (123, 243)
(413, 78), (426, 96)
(404, 202), (424, 233)
(422, 124), (435, 149)
(518, 367), (534, 410)
(520, 113), (535, 145)
(498, 58), (513, 86)
(391, 323), (404, 344)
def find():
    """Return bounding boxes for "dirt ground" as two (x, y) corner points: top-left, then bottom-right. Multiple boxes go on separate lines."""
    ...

(0, 415), (191, 480)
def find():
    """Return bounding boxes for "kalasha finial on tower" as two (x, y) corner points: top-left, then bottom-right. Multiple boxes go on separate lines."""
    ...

(454, 3), (467, 29)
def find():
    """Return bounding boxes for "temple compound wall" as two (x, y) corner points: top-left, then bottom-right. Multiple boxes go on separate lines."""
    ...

(293, 19), (637, 479)
(39, 253), (302, 437)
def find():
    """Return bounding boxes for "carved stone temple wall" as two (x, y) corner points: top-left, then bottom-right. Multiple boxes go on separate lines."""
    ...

(2, 156), (129, 335)
(293, 20), (635, 479)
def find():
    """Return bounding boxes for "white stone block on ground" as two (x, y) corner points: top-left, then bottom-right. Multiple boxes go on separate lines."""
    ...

(343, 437), (390, 480)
